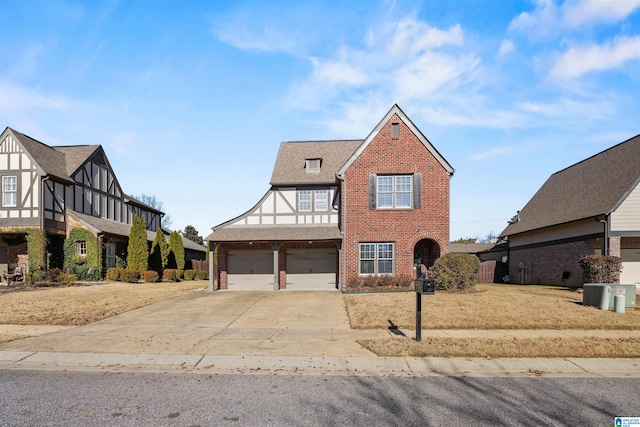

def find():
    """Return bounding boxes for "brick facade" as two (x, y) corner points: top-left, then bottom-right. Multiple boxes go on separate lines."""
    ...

(340, 114), (450, 288)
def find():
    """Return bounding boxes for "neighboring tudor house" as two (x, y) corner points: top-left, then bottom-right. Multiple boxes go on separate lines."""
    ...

(0, 127), (205, 276)
(206, 104), (454, 291)
(501, 133), (640, 287)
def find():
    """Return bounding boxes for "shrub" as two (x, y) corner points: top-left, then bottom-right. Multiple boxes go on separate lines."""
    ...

(45, 267), (62, 283)
(184, 269), (196, 280)
(579, 255), (622, 284)
(162, 269), (179, 282)
(119, 269), (141, 283)
(176, 269), (184, 280)
(167, 231), (185, 270)
(348, 274), (414, 290)
(429, 253), (480, 291)
(143, 270), (160, 283)
(56, 272), (78, 285)
(26, 269), (45, 284)
(127, 215), (148, 273)
(196, 271), (208, 280)
(106, 268), (120, 281)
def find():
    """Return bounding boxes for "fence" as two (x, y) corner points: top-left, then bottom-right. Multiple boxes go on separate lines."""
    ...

(477, 260), (509, 284)
(191, 259), (209, 275)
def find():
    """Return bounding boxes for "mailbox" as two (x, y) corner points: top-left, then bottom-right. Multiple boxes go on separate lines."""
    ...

(414, 263), (435, 295)
(414, 278), (435, 295)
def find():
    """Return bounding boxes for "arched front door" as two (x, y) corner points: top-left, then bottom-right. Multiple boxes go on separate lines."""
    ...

(413, 239), (440, 269)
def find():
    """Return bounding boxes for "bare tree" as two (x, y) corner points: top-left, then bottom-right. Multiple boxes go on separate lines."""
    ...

(134, 193), (173, 228)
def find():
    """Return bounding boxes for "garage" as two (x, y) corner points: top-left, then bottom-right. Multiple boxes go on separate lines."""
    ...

(227, 250), (274, 290)
(286, 248), (337, 290)
(620, 248), (640, 285)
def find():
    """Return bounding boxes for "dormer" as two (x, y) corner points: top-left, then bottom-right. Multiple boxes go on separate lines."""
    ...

(305, 158), (322, 174)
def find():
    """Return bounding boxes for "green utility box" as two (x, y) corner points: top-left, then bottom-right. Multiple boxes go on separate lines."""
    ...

(583, 284), (636, 309)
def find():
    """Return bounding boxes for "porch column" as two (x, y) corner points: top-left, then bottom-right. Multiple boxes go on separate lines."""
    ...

(609, 236), (621, 258)
(208, 242), (216, 292)
(272, 243), (281, 291)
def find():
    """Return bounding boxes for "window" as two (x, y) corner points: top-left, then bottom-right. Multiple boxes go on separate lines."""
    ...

(298, 189), (330, 212)
(2, 176), (17, 207)
(106, 243), (116, 269)
(299, 190), (312, 212)
(359, 243), (395, 275)
(314, 190), (328, 211)
(305, 158), (321, 173)
(392, 123), (399, 139)
(377, 175), (412, 208)
(76, 241), (87, 257)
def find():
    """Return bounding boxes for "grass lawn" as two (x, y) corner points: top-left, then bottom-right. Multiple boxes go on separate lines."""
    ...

(0, 280), (206, 326)
(344, 283), (640, 358)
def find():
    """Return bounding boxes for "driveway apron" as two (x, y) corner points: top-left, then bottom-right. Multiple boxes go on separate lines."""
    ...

(0, 291), (384, 357)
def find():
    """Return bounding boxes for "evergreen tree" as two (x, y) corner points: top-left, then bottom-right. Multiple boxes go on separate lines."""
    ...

(149, 227), (168, 274)
(182, 225), (204, 246)
(168, 230), (185, 270)
(127, 215), (149, 273)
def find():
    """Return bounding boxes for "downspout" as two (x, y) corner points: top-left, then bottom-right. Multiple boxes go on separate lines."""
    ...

(336, 172), (346, 290)
(599, 217), (609, 255)
(40, 176), (50, 270)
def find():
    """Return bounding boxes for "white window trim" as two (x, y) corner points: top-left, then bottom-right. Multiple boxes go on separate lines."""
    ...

(298, 189), (330, 212)
(359, 242), (395, 276)
(76, 241), (87, 257)
(2, 176), (17, 207)
(376, 175), (412, 209)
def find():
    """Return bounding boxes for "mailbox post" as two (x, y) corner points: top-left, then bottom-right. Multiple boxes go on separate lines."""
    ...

(414, 264), (435, 342)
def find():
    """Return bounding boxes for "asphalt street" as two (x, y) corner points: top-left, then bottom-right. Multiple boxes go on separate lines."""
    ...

(1, 370), (639, 426)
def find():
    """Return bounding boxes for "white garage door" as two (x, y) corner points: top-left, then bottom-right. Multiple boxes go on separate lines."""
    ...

(621, 249), (640, 286)
(227, 250), (274, 290)
(286, 248), (337, 290)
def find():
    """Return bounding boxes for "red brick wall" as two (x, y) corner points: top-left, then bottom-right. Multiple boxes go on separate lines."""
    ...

(341, 114), (450, 288)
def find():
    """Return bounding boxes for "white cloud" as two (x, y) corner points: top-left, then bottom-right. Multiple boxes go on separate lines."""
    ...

(508, 0), (560, 40)
(497, 39), (515, 58)
(562, 0), (640, 27)
(0, 81), (81, 114)
(549, 36), (640, 79)
(212, 22), (301, 55)
(311, 57), (370, 86)
(471, 146), (515, 161)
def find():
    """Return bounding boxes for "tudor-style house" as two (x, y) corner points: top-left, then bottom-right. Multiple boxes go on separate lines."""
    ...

(0, 127), (204, 277)
(206, 104), (454, 291)
(501, 133), (640, 287)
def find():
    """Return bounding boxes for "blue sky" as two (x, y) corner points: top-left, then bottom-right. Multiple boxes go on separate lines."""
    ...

(2, 0), (640, 241)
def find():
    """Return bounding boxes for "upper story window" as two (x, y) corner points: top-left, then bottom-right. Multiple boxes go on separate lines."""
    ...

(391, 123), (399, 139)
(298, 189), (330, 212)
(377, 175), (412, 209)
(2, 176), (17, 207)
(305, 158), (322, 173)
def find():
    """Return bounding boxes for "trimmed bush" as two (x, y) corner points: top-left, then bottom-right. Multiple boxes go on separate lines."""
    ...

(429, 253), (480, 291)
(106, 268), (120, 281)
(184, 269), (196, 280)
(348, 274), (414, 291)
(119, 269), (141, 283)
(579, 255), (622, 284)
(127, 215), (148, 273)
(46, 268), (62, 283)
(162, 269), (179, 282)
(196, 271), (208, 280)
(56, 272), (78, 285)
(143, 270), (160, 283)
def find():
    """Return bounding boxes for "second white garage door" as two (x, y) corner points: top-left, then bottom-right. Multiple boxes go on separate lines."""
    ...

(227, 250), (274, 290)
(286, 248), (337, 290)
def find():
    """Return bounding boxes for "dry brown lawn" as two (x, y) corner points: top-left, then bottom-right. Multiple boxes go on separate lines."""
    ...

(345, 283), (640, 358)
(0, 280), (206, 326)
(345, 283), (640, 330)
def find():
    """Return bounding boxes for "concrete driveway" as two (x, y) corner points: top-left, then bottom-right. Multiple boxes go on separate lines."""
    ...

(0, 291), (387, 357)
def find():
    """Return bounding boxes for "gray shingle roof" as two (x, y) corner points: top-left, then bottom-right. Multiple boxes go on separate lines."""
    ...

(9, 128), (73, 183)
(449, 243), (494, 254)
(54, 145), (101, 177)
(502, 133), (640, 236)
(270, 140), (362, 185)
(206, 226), (342, 242)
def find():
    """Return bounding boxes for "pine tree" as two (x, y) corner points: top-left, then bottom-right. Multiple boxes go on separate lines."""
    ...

(149, 227), (168, 274)
(127, 215), (149, 273)
(182, 225), (204, 246)
(168, 231), (185, 270)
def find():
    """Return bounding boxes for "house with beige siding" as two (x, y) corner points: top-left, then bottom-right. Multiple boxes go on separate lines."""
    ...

(501, 133), (640, 287)
(206, 104), (454, 291)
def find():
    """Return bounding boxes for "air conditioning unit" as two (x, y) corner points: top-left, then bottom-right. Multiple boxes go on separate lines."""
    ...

(583, 284), (636, 309)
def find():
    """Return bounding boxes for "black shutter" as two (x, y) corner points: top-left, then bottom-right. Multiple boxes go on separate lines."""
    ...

(413, 173), (422, 209)
(369, 174), (377, 210)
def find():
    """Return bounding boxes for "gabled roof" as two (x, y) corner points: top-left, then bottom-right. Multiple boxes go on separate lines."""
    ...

(270, 140), (361, 186)
(502, 133), (640, 236)
(207, 225), (342, 242)
(7, 128), (72, 183)
(337, 104), (455, 176)
(54, 145), (102, 177)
